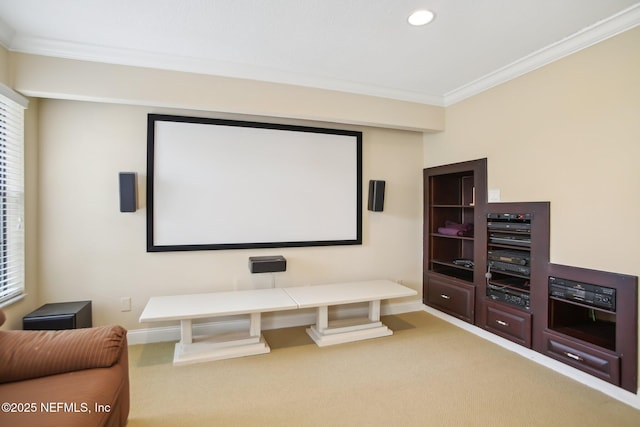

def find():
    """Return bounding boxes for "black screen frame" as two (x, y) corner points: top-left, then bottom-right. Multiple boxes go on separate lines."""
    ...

(146, 114), (363, 252)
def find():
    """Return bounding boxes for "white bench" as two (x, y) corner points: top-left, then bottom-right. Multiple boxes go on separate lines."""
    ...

(139, 279), (417, 365)
(139, 288), (298, 365)
(284, 280), (417, 347)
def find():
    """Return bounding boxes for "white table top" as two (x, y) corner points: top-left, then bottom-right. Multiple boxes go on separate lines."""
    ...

(139, 287), (299, 322)
(283, 279), (417, 308)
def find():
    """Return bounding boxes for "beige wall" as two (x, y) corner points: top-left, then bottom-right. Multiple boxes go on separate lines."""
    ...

(425, 25), (640, 275)
(36, 100), (424, 329)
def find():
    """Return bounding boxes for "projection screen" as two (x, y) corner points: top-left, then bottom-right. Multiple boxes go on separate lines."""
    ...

(146, 114), (362, 252)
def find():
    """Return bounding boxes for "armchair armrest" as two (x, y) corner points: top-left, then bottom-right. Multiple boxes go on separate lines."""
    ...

(0, 325), (127, 384)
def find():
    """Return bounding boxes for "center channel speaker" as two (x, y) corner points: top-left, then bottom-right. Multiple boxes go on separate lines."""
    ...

(249, 255), (287, 273)
(368, 180), (385, 212)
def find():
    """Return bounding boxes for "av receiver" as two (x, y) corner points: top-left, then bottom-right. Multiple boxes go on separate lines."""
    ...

(487, 213), (532, 221)
(489, 233), (531, 247)
(548, 276), (616, 311)
(489, 260), (530, 277)
(487, 222), (531, 232)
(487, 212), (532, 233)
(488, 249), (529, 266)
(487, 284), (530, 310)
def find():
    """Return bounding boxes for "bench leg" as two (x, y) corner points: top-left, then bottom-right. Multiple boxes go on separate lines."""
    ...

(249, 312), (261, 337)
(316, 306), (329, 333)
(174, 313), (270, 365)
(180, 319), (193, 344)
(306, 300), (391, 347)
(369, 300), (381, 322)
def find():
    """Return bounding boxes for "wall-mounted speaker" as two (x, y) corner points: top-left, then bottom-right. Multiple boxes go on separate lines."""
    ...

(119, 172), (137, 213)
(368, 180), (385, 212)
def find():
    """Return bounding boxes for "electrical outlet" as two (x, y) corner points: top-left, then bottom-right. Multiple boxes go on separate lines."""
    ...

(120, 297), (131, 312)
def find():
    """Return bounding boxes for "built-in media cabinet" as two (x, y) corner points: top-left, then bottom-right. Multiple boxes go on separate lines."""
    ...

(423, 159), (487, 323)
(423, 159), (638, 394)
(478, 202), (549, 349)
(544, 263), (638, 393)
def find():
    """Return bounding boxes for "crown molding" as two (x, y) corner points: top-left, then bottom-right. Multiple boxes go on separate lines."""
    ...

(7, 33), (445, 107)
(443, 3), (640, 106)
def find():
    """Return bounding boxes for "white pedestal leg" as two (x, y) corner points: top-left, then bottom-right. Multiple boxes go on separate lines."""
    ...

(306, 300), (391, 347)
(180, 319), (193, 344)
(316, 306), (329, 333)
(173, 313), (270, 366)
(369, 300), (381, 322)
(249, 312), (261, 337)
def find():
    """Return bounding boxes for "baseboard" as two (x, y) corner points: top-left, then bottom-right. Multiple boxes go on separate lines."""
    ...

(422, 305), (640, 410)
(127, 298), (423, 346)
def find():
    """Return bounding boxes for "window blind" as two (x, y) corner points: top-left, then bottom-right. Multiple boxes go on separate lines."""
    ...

(0, 87), (26, 305)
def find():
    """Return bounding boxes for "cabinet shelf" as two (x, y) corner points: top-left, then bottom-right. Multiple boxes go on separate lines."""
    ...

(432, 259), (474, 271)
(431, 233), (474, 241)
(423, 159), (487, 324)
(549, 296), (615, 315)
(488, 243), (529, 251)
(430, 266), (474, 282)
(552, 322), (616, 351)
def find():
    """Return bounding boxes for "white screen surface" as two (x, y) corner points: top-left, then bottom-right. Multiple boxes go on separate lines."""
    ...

(147, 115), (362, 251)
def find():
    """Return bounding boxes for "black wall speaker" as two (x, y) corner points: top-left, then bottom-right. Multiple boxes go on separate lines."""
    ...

(119, 172), (137, 213)
(368, 180), (385, 212)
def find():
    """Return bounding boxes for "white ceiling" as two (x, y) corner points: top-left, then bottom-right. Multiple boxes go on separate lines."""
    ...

(0, 0), (639, 106)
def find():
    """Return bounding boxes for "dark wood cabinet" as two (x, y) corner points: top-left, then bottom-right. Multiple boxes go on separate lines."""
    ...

(423, 159), (487, 324)
(483, 300), (532, 347)
(477, 202), (549, 349)
(542, 330), (621, 385)
(425, 273), (475, 323)
(544, 263), (637, 393)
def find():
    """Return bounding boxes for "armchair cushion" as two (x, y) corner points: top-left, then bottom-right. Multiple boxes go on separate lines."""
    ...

(0, 325), (127, 384)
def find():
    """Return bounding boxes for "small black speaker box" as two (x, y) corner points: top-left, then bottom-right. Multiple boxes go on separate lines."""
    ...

(119, 172), (137, 212)
(23, 301), (92, 330)
(368, 180), (385, 212)
(249, 256), (287, 273)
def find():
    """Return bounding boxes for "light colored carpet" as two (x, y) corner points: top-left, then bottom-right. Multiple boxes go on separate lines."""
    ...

(127, 311), (640, 426)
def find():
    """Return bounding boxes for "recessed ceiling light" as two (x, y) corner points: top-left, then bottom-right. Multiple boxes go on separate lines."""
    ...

(408, 9), (435, 26)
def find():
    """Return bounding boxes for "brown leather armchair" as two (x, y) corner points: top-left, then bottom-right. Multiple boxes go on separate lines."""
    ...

(0, 309), (129, 426)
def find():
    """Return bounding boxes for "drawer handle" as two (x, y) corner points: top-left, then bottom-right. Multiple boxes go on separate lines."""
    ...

(496, 320), (509, 327)
(564, 351), (584, 362)
(440, 294), (451, 300)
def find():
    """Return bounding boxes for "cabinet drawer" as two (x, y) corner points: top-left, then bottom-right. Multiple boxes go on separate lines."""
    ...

(425, 274), (475, 323)
(483, 301), (532, 347)
(542, 331), (620, 386)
